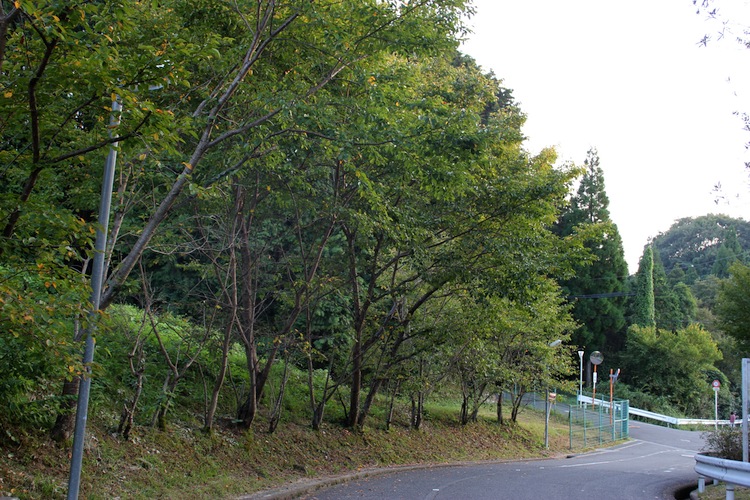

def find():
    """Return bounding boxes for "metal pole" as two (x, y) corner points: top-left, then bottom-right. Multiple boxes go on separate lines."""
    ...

(544, 387), (550, 449)
(544, 340), (561, 449)
(715, 388), (719, 431)
(578, 350), (584, 405)
(610, 368), (614, 426)
(592, 365), (597, 407)
(67, 99), (121, 500)
(743, 358), (749, 462)
(569, 407), (572, 450)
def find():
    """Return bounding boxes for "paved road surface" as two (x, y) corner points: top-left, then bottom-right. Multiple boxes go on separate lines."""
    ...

(302, 421), (706, 500)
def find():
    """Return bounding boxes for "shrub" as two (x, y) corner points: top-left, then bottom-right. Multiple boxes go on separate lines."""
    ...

(703, 426), (743, 460)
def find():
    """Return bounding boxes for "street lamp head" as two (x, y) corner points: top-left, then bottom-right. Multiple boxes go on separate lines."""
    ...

(549, 339), (562, 348)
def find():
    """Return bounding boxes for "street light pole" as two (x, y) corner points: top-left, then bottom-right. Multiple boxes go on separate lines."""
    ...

(578, 350), (584, 405)
(67, 99), (121, 500)
(589, 351), (604, 407)
(545, 339), (562, 449)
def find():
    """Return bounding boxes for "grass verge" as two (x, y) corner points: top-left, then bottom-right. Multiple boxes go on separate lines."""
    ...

(0, 403), (576, 499)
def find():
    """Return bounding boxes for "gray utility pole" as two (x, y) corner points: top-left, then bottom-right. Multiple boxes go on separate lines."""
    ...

(67, 99), (122, 500)
(743, 358), (749, 463)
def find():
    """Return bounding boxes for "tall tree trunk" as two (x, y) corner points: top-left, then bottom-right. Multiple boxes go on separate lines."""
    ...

(50, 377), (80, 442)
(357, 377), (385, 428)
(460, 396), (469, 426)
(496, 391), (504, 424)
(268, 353), (291, 434)
(152, 372), (174, 430)
(343, 227), (367, 429)
(236, 192), (259, 428)
(117, 371), (143, 440)
(237, 342), (258, 428)
(385, 379), (400, 431)
(410, 391), (424, 430)
(511, 389), (525, 423)
(310, 345), (336, 431)
(204, 319), (235, 432)
(117, 335), (146, 440)
(348, 336), (362, 428)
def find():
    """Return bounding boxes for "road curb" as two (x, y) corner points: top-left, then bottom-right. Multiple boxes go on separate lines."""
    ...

(237, 454), (572, 500)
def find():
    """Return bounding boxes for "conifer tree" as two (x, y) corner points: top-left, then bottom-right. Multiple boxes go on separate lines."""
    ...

(631, 246), (657, 328)
(555, 149), (628, 351)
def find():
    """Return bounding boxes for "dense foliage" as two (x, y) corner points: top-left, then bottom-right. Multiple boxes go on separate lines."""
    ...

(650, 215), (750, 280)
(0, 0), (581, 446)
(2, 5), (750, 496)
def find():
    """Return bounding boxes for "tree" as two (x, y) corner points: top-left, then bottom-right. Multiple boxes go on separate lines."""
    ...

(328, 55), (579, 429)
(619, 324), (723, 416)
(653, 248), (697, 330)
(1, 0), (203, 436)
(630, 246), (656, 328)
(1, 0), (477, 438)
(555, 149), (629, 351)
(650, 215), (750, 280)
(716, 262), (750, 350)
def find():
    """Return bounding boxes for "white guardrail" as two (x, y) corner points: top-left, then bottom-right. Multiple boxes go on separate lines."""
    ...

(577, 395), (731, 427)
(578, 394), (746, 497)
(577, 395), (748, 497)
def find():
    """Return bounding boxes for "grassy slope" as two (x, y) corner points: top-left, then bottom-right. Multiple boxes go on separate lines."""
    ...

(0, 403), (574, 499)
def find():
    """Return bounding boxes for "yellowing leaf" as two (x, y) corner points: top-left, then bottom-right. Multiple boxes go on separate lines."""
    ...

(138, 153), (147, 161)
(3, 91), (11, 98)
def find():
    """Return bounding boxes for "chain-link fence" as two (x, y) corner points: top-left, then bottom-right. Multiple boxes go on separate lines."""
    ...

(516, 391), (629, 450)
(567, 393), (629, 449)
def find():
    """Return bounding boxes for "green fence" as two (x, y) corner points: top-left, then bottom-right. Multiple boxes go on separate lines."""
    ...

(567, 394), (629, 449)
(518, 391), (629, 450)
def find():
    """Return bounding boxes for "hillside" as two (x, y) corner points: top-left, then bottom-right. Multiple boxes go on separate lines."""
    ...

(0, 404), (571, 499)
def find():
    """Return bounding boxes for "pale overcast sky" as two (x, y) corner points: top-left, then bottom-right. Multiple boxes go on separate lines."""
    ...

(461, 0), (750, 273)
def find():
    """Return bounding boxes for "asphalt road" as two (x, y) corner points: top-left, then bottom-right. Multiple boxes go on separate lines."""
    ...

(301, 421), (706, 500)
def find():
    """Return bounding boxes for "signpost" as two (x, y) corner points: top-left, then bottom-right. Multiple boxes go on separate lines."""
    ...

(713, 379), (721, 430)
(578, 350), (584, 406)
(590, 351), (603, 406)
(610, 368), (621, 425)
(743, 359), (749, 463)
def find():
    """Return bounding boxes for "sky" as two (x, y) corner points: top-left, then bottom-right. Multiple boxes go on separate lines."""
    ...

(460, 0), (750, 274)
